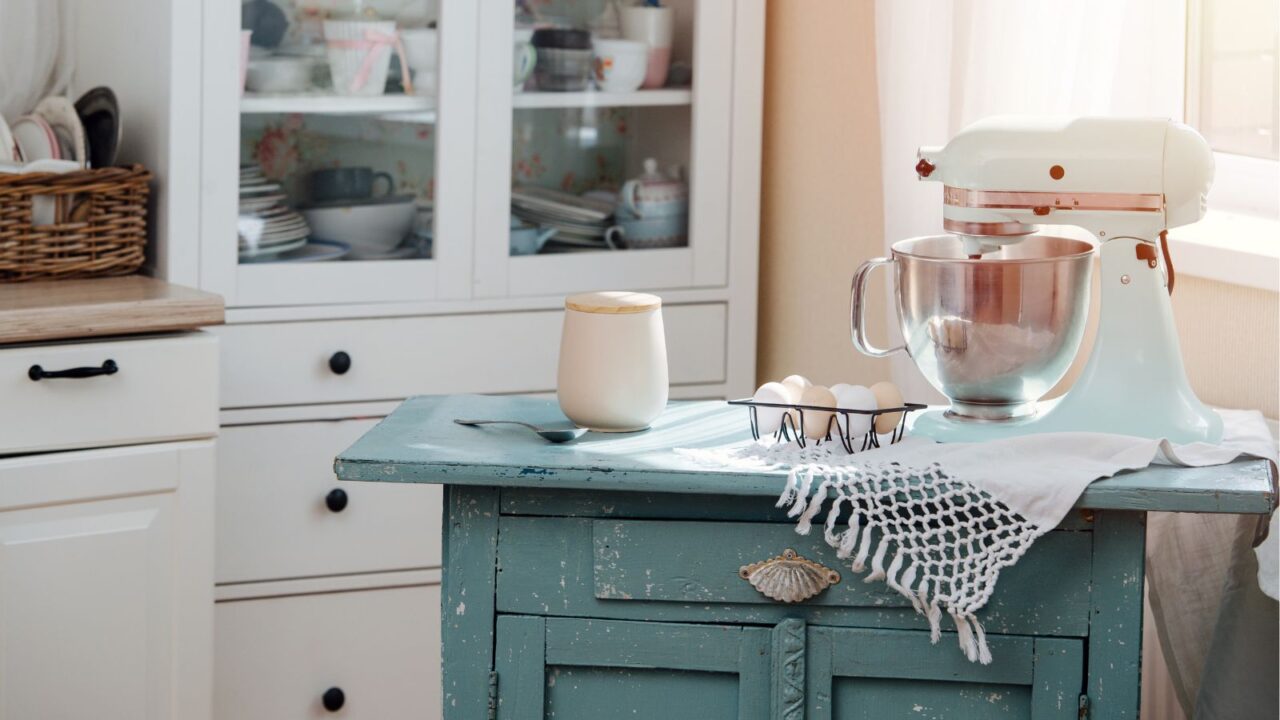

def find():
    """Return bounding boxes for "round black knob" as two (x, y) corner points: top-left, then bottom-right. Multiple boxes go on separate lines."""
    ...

(322, 686), (345, 712)
(325, 488), (349, 513)
(328, 351), (351, 375)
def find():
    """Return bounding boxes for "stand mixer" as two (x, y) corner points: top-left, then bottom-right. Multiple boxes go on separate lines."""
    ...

(852, 116), (1222, 444)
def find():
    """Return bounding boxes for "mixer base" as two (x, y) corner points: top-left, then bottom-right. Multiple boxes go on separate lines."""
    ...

(910, 399), (1062, 443)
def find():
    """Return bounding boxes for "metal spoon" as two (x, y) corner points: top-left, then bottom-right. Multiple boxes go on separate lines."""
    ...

(454, 418), (587, 443)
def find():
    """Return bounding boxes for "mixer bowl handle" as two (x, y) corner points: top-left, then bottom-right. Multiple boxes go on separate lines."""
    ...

(850, 257), (906, 358)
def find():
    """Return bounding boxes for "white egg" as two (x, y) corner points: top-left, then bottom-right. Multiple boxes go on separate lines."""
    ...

(799, 385), (837, 439)
(833, 384), (877, 437)
(780, 374), (811, 398)
(752, 381), (794, 434)
(870, 380), (905, 434)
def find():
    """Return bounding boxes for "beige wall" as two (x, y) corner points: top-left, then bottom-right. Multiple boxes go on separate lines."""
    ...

(756, 0), (891, 389)
(758, 3), (1279, 419)
(1175, 277), (1278, 419)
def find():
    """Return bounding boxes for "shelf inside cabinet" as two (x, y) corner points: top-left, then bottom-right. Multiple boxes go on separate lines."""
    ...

(512, 89), (692, 109)
(240, 93), (435, 116)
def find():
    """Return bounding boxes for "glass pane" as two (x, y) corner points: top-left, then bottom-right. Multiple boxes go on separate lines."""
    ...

(239, 0), (439, 264)
(510, 0), (694, 256)
(1196, 0), (1279, 160)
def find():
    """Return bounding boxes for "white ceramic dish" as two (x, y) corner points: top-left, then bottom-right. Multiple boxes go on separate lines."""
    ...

(0, 114), (17, 163)
(346, 244), (419, 261)
(34, 96), (86, 167)
(11, 114), (60, 162)
(301, 195), (416, 254)
(246, 56), (314, 93)
(239, 236), (308, 261)
(239, 194), (288, 212)
(269, 238), (351, 263)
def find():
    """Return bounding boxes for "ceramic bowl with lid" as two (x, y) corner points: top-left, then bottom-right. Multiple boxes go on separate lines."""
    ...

(557, 291), (668, 431)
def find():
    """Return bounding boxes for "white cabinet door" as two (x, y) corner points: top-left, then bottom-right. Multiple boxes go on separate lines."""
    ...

(215, 585), (441, 719)
(473, 0), (737, 298)
(198, 0), (478, 307)
(216, 419), (443, 584)
(0, 441), (214, 720)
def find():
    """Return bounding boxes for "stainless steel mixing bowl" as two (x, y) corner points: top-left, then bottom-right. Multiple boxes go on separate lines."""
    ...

(851, 235), (1095, 420)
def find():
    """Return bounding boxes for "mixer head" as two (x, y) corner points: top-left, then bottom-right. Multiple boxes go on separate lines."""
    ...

(915, 116), (1214, 250)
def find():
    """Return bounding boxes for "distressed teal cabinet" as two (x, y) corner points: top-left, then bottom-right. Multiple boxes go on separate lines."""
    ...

(336, 395), (1276, 720)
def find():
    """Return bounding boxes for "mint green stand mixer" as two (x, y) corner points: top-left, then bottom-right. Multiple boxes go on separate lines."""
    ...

(851, 116), (1223, 444)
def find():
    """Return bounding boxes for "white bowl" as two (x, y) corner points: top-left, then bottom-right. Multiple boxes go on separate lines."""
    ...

(301, 196), (417, 255)
(246, 57), (314, 93)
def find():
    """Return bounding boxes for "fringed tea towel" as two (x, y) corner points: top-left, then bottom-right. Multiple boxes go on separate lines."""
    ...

(678, 409), (1276, 664)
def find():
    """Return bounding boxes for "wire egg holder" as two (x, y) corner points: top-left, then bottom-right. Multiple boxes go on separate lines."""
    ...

(727, 398), (928, 453)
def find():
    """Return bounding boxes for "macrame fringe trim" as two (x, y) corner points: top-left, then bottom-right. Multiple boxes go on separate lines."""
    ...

(676, 440), (1048, 665)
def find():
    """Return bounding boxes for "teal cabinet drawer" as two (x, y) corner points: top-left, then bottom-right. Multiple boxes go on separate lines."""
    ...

(495, 516), (1093, 636)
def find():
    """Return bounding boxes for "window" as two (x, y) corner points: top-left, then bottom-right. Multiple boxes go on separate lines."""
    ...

(1185, 0), (1279, 219)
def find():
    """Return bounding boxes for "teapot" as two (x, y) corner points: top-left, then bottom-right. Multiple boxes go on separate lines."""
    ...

(619, 158), (687, 219)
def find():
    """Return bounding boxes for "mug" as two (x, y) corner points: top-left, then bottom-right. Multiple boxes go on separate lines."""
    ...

(309, 167), (394, 203)
(620, 5), (673, 88)
(592, 39), (647, 93)
(513, 28), (537, 91)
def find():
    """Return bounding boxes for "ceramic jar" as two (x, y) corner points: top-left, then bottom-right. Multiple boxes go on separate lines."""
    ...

(557, 291), (669, 432)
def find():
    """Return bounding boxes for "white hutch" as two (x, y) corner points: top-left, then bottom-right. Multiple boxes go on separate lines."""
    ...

(74, 0), (763, 716)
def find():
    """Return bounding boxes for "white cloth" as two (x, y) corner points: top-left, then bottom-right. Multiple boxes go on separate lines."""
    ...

(680, 409), (1276, 664)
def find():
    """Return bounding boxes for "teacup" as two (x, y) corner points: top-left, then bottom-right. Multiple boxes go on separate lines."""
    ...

(592, 39), (647, 93)
(309, 167), (394, 204)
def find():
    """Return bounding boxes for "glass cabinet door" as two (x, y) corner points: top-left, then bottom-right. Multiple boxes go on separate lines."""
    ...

(201, 0), (476, 306)
(473, 0), (734, 298)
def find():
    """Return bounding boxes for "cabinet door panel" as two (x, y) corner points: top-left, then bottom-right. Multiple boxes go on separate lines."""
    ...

(807, 627), (1082, 720)
(0, 493), (174, 720)
(495, 616), (770, 720)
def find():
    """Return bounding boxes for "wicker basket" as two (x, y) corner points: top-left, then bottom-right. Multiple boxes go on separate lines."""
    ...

(0, 164), (151, 281)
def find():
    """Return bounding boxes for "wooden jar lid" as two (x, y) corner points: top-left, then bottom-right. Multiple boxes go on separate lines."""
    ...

(564, 291), (662, 314)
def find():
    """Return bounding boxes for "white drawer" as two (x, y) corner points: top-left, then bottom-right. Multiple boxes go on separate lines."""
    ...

(216, 419), (441, 584)
(0, 333), (218, 454)
(214, 304), (726, 408)
(215, 585), (440, 719)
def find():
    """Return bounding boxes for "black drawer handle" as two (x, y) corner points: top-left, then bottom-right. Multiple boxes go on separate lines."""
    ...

(325, 488), (349, 513)
(322, 686), (345, 712)
(28, 359), (118, 381)
(328, 351), (351, 375)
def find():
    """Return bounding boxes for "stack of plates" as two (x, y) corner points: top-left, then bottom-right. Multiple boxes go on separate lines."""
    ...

(511, 184), (617, 250)
(238, 164), (312, 260)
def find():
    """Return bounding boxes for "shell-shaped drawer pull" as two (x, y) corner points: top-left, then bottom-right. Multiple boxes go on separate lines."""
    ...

(738, 548), (841, 604)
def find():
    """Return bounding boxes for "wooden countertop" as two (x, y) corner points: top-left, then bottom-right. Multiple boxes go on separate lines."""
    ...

(336, 395), (1277, 515)
(0, 276), (224, 344)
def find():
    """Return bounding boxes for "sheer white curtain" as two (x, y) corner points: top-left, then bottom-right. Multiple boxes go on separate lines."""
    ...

(872, 4), (1280, 720)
